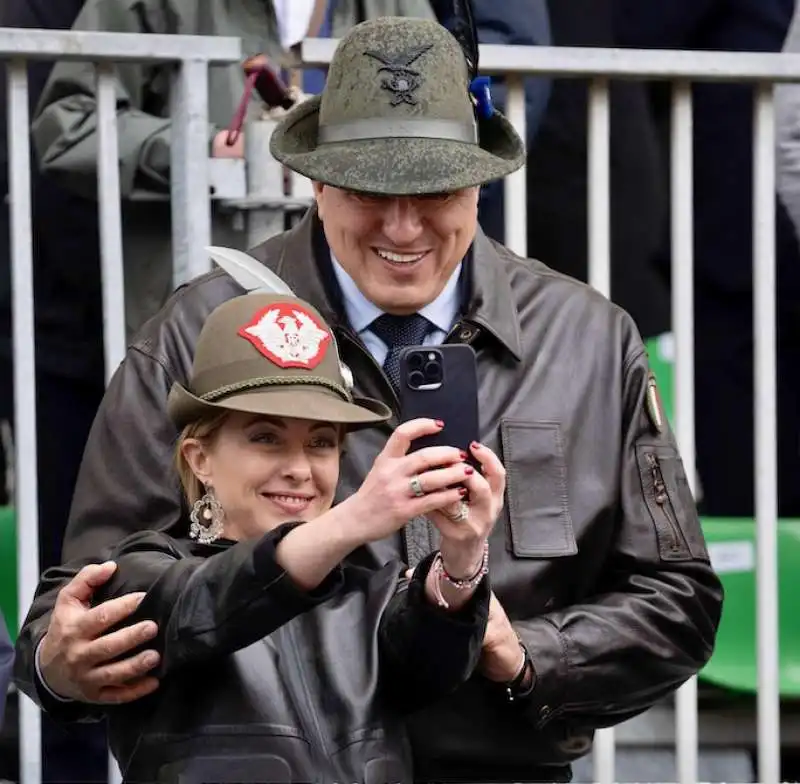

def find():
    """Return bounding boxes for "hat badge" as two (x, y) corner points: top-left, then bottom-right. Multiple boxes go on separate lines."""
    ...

(238, 304), (331, 370)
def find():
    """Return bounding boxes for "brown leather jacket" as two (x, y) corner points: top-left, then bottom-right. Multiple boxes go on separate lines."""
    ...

(14, 208), (723, 783)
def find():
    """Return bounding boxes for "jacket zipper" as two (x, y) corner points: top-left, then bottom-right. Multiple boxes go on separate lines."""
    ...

(645, 453), (686, 555)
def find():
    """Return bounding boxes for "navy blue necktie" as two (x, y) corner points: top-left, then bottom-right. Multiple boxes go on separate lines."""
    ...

(370, 314), (434, 391)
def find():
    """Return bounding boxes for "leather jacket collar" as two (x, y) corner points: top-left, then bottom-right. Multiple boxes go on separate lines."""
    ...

(270, 207), (523, 360)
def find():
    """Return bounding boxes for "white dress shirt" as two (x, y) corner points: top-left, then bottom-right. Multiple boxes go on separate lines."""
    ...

(331, 257), (462, 366)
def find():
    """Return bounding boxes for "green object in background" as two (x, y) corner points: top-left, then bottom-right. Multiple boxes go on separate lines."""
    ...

(699, 518), (800, 697)
(645, 333), (675, 426)
(0, 505), (17, 642)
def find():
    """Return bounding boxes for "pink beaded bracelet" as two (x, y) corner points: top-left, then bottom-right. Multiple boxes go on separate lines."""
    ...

(430, 542), (489, 609)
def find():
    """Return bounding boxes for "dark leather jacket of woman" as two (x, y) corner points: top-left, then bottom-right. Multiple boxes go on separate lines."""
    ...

(94, 521), (490, 784)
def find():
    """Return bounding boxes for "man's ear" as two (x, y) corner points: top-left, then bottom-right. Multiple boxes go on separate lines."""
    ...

(312, 180), (326, 219)
(181, 438), (213, 485)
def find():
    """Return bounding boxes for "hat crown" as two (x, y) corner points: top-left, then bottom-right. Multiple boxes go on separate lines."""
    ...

(188, 294), (346, 400)
(319, 17), (475, 137)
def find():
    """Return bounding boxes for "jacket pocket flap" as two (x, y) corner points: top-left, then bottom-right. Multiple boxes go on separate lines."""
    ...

(501, 420), (578, 558)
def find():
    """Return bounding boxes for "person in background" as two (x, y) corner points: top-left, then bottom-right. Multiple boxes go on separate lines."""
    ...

(616, 0), (800, 519)
(0, 2), (112, 779)
(524, 0), (670, 342)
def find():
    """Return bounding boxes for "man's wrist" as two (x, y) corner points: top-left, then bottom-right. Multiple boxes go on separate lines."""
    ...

(35, 637), (74, 703)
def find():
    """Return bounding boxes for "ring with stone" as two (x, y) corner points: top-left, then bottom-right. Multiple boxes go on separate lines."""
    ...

(445, 500), (469, 522)
(409, 476), (425, 498)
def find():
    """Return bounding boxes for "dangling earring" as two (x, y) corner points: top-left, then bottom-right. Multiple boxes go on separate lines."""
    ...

(189, 484), (225, 544)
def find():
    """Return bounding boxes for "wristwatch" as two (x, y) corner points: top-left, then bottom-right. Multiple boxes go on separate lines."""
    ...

(504, 641), (536, 702)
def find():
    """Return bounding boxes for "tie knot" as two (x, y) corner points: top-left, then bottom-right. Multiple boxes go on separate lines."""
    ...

(370, 313), (433, 350)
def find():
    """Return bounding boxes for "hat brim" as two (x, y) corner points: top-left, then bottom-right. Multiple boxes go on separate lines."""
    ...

(168, 383), (391, 432)
(270, 95), (525, 195)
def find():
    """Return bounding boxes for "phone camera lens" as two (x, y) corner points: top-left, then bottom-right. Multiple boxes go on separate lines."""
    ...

(407, 352), (424, 370)
(424, 362), (442, 383)
(408, 370), (426, 389)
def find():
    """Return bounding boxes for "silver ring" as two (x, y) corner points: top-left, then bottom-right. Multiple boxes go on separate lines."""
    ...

(409, 476), (425, 498)
(445, 500), (469, 522)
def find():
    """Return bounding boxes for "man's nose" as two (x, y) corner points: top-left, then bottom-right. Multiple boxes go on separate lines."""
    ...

(381, 198), (424, 244)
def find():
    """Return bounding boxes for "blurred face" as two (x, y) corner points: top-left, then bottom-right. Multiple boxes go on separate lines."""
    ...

(314, 183), (480, 314)
(182, 412), (342, 540)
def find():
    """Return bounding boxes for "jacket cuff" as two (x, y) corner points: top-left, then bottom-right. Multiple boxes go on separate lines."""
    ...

(516, 617), (570, 728)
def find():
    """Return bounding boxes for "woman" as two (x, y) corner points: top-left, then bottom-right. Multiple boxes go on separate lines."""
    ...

(96, 292), (507, 784)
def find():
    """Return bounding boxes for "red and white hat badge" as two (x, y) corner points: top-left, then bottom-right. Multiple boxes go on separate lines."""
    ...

(238, 303), (331, 369)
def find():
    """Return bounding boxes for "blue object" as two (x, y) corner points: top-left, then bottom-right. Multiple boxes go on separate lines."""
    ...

(303, 1), (336, 94)
(469, 75), (494, 119)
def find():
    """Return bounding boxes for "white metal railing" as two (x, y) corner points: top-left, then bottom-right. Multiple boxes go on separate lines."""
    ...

(302, 39), (792, 784)
(1, 30), (792, 784)
(1, 27), (241, 784)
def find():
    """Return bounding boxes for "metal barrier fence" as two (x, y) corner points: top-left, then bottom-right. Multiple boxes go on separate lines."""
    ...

(0, 26), (794, 784)
(304, 39), (790, 784)
(1, 27), (242, 784)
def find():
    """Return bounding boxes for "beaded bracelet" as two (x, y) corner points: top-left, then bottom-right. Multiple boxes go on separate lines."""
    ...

(430, 542), (489, 609)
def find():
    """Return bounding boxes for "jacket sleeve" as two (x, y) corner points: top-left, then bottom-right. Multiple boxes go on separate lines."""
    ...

(13, 345), (188, 720)
(31, 0), (216, 199)
(512, 339), (723, 731)
(0, 612), (13, 732)
(92, 526), (345, 676)
(378, 552), (491, 714)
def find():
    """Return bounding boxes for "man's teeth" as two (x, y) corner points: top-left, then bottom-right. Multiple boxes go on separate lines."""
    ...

(375, 249), (426, 264)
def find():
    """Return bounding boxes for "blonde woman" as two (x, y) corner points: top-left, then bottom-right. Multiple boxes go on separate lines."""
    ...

(93, 293), (506, 783)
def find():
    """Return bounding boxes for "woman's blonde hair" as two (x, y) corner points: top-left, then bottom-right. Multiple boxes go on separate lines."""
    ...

(174, 411), (231, 506)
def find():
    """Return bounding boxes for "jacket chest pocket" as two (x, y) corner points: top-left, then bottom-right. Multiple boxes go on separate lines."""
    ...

(500, 420), (578, 558)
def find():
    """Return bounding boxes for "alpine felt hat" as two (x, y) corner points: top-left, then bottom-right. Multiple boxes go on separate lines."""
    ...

(167, 294), (391, 430)
(269, 16), (525, 195)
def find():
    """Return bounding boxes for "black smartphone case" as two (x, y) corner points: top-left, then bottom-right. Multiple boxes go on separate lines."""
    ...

(397, 344), (480, 463)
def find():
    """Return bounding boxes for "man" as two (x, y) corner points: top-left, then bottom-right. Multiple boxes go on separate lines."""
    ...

(15, 16), (722, 783)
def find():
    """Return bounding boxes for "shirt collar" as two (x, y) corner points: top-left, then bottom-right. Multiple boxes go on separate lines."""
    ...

(331, 255), (462, 336)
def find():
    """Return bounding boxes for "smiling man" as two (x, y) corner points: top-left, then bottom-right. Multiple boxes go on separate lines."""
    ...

(15, 14), (722, 784)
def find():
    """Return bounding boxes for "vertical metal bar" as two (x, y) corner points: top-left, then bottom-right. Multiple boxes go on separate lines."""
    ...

(588, 78), (611, 298)
(503, 76), (527, 257)
(753, 80), (780, 784)
(95, 62), (126, 784)
(588, 75), (615, 784)
(170, 59), (211, 287)
(8, 59), (41, 784)
(96, 63), (126, 384)
(671, 80), (699, 784)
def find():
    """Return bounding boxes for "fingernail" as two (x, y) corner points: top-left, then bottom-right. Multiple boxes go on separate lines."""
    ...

(459, 450), (468, 460)
(471, 441), (481, 450)
(464, 466), (474, 475)
(435, 419), (445, 428)
(459, 487), (468, 497)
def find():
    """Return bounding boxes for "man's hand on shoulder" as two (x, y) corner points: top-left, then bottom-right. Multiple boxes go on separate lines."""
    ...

(38, 562), (161, 704)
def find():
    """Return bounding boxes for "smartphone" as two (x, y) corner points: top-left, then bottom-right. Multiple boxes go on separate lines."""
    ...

(397, 344), (480, 467)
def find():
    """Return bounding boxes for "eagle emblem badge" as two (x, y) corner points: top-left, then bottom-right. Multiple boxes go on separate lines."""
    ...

(238, 304), (331, 370)
(364, 44), (434, 106)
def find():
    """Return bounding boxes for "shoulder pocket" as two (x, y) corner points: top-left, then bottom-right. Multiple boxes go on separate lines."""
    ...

(635, 444), (709, 562)
(500, 421), (578, 558)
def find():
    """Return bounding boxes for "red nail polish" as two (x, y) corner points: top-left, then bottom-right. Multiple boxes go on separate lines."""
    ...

(471, 441), (481, 450)
(435, 419), (445, 428)
(459, 487), (468, 497)
(464, 466), (474, 475)
(459, 450), (468, 460)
